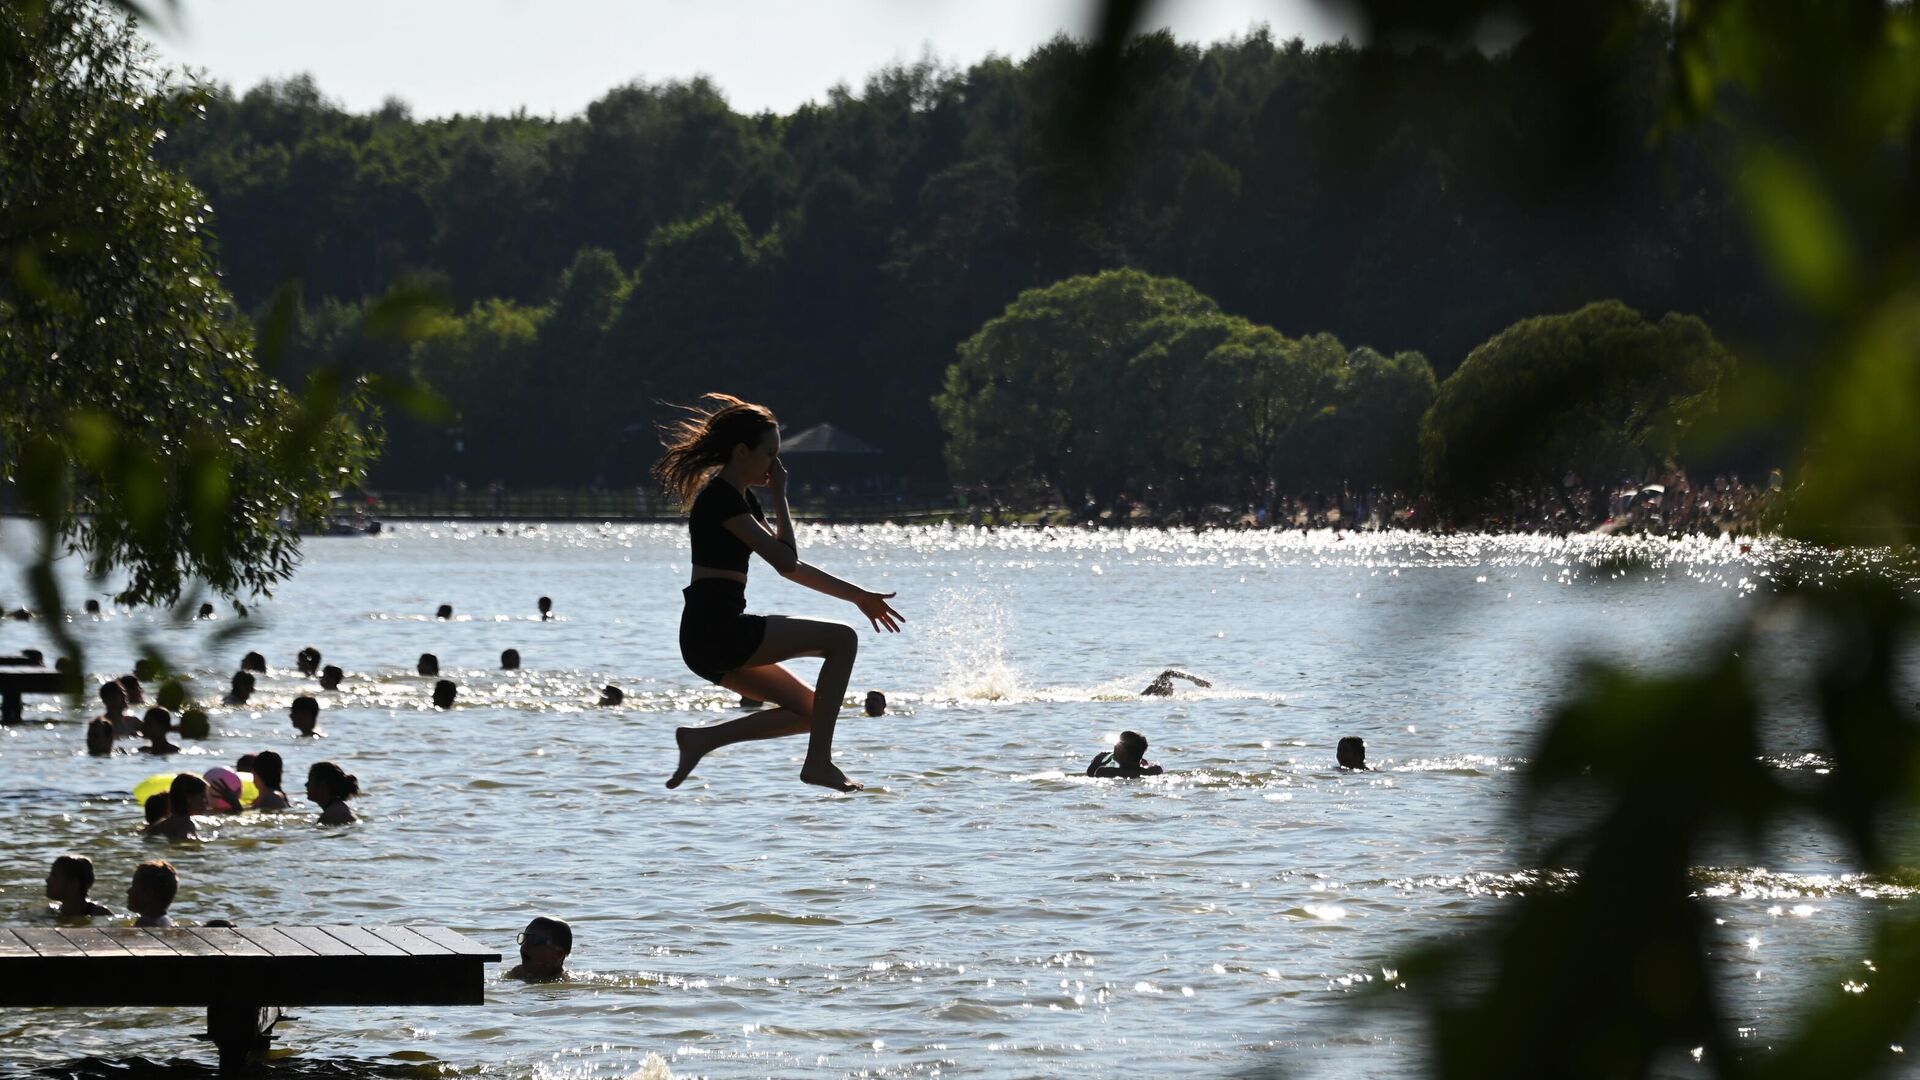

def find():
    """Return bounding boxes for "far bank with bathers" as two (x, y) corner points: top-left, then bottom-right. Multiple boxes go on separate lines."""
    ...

(679, 477), (771, 684)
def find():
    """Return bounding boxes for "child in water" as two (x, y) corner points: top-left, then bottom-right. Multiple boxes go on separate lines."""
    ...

(505, 916), (573, 982)
(250, 750), (291, 810)
(1087, 731), (1164, 778)
(144, 772), (207, 839)
(139, 707), (179, 755)
(126, 860), (178, 927)
(46, 855), (114, 918)
(306, 761), (359, 825)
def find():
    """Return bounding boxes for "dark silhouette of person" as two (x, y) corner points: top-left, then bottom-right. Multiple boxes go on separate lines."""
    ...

(320, 665), (344, 690)
(537, 596), (553, 621)
(132, 659), (155, 681)
(1087, 731), (1164, 777)
(501, 649), (521, 670)
(224, 671), (255, 706)
(432, 679), (457, 709)
(297, 647), (322, 676)
(196, 603), (215, 620)
(83, 599), (101, 615)
(1140, 669), (1211, 696)
(240, 651), (267, 674)
(435, 604), (453, 620)
(1337, 737), (1370, 771)
(290, 696), (322, 737)
(598, 685), (624, 706)
(864, 690), (886, 717)
(117, 674), (144, 706)
(417, 653), (439, 677)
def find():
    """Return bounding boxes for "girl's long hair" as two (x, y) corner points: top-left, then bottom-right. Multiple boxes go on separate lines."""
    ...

(651, 393), (779, 507)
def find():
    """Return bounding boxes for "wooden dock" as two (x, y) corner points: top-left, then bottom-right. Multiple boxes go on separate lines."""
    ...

(0, 924), (499, 1073)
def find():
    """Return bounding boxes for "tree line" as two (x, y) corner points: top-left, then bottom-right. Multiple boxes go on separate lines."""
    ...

(156, 3), (1773, 489)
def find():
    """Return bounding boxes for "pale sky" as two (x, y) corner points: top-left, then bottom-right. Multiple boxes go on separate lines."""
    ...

(139, 0), (1351, 118)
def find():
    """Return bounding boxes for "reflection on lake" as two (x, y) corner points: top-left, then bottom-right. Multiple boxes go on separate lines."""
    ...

(0, 522), (1899, 1077)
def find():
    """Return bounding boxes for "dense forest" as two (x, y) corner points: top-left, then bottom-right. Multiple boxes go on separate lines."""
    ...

(158, 7), (1770, 490)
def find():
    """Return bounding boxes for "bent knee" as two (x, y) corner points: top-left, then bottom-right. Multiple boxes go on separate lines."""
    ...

(828, 622), (859, 654)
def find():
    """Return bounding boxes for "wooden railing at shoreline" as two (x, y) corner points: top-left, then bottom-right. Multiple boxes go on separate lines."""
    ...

(364, 489), (963, 523)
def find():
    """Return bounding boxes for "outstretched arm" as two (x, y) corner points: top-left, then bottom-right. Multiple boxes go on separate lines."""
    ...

(725, 515), (904, 631)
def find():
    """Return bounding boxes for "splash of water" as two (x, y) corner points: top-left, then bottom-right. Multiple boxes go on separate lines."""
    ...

(926, 587), (1024, 701)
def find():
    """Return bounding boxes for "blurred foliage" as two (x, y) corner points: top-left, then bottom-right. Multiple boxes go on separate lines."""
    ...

(148, 8), (1767, 486)
(1, 0), (438, 691)
(935, 268), (1438, 515)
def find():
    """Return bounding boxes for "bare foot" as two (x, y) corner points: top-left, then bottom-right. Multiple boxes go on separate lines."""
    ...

(799, 761), (863, 792)
(666, 727), (710, 789)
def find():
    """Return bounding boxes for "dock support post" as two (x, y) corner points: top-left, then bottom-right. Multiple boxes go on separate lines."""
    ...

(207, 1004), (283, 1077)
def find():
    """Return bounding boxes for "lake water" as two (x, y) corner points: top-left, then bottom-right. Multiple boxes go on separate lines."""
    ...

(0, 521), (1904, 1078)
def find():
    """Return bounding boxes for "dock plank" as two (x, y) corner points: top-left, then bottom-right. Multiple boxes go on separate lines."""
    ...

(190, 927), (268, 957)
(317, 926), (405, 956)
(147, 928), (224, 956)
(98, 927), (181, 956)
(279, 926), (361, 957)
(233, 927), (315, 957)
(368, 925), (452, 955)
(13, 928), (84, 956)
(409, 925), (499, 957)
(0, 930), (38, 958)
(56, 928), (132, 956)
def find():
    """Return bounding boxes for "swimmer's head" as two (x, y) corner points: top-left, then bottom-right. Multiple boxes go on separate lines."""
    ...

(47, 854), (95, 901)
(432, 679), (457, 709)
(228, 671), (254, 700)
(236, 753), (257, 773)
(417, 653), (439, 677)
(156, 679), (184, 710)
(1115, 730), (1149, 766)
(196, 602), (215, 619)
(320, 665), (343, 690)
(177, 708), (210, 740)
(290, 696), (319, 734)
(306, 761), (359, 805)
(84, 599), (102, 615)
(435, 604), (453, 621)
(516, 915), (573, 979)
(501, 649), (521, 671)
(117, 674), (143, 704)
(132, 658), (155, 681)
(598, 684), (624, 707)
(864, 690), (886, 717)
(253, 750), (285, 792)
(167, 772), (208, 817)
(297, 646), (321, 675)
(127, 859), (177, 917)
(240, 651), (266, 674)
(141, 706), (171, 740)
(99, 680), (126, 714)
(652, 393), (781, 505)
(143, 793), (169, 823)
(537, 596), (552, 616)
(1337, 737), (1368, 771)
(86, 718), (115, 756)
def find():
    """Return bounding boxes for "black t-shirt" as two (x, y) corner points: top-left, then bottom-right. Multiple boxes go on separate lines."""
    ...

(689, 478), (768, 573)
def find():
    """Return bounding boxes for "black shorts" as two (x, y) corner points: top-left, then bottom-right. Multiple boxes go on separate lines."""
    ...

(679, 579), (768, 685)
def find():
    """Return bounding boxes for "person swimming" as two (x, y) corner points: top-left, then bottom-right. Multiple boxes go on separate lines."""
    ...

(320, 664), (344, 691)
(537, 596), (553, 621)
(86, 717), (116, 756)
(417, 653), (440, 677)
(1140, 669), (1211, 696)
(240, 651), (267, 674)
(297, 646), (322, 676)
(657, 394), (904, 792)
(505, 916), (572, 982)
(306, 762), (359, 825)
(127, 860), (178, 927)
(138, 707), (179, 755)
(145, 772), (207, 839)
(46, 855), (114, 918)
(118, 673), (145, 705)
(598, 685), (624, 706)
(863, 690), (886, 717)
(223, 671), (255, 706)
(250, 751), (291, 810)
(1337, 736), (1370, 771)
(435, 604), (454, 620)
(1087, 731), (1164, 777)
(290, 695), (323, 737)
(97, 680), (136, 738)
(432, 680), (456, 709)
(501, 649), (521, 671)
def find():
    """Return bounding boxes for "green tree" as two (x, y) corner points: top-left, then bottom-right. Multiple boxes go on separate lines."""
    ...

(1, 0), (380, 611)
(935, 268), (1218, 508)
(1285, 345), (1437, 495)
(1419, 300), (1733, 503)
(409, 299), (549, 485)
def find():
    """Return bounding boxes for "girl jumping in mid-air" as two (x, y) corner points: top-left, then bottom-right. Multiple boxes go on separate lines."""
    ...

(657, 394), (903, 792)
